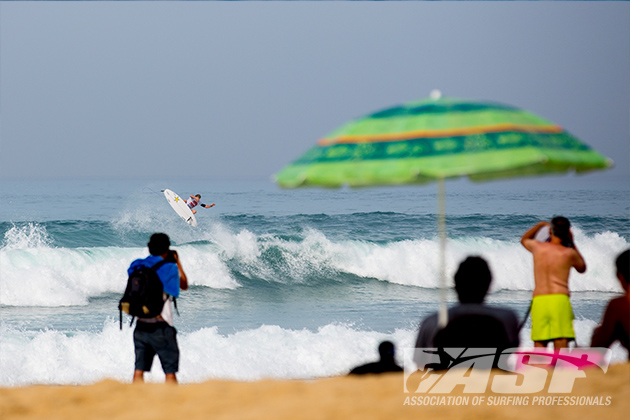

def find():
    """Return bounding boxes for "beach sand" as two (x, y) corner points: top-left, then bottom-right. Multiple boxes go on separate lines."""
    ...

(1, 363), (628, 420)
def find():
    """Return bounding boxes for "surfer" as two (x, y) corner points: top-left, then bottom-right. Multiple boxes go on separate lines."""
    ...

(185, 194), (215, 214)
(521, 217), (586, 349)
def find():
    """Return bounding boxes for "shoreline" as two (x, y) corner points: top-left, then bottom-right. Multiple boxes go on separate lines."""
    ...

(2, 364), (627, 420)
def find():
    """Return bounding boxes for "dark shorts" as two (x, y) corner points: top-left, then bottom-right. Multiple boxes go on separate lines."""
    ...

(134, 322), (179, 374)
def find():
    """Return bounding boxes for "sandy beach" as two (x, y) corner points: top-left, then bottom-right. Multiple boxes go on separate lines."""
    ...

(1, 363), (627, 420)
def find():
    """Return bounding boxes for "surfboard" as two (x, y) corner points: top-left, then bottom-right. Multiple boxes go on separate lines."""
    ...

(163, 189), (198, 227)
(534, 225), (550, 242)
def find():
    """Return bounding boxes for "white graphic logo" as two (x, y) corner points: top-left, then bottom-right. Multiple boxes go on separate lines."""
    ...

(403, 347), (611, 395)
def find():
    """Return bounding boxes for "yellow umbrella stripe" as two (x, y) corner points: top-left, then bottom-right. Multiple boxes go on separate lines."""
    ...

(318, 123), (563, 146)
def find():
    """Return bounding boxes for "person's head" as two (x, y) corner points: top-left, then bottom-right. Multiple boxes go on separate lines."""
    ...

(378, 341), (396, 361)
(550, 216), (573, 247)
(195, 194), (201, 200)
(148, 233), (171, 256)
(616, 249), (629, 292)
(454, 256), (492, 304)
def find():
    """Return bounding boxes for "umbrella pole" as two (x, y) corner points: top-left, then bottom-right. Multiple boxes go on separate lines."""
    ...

(437, 177), (448, 328)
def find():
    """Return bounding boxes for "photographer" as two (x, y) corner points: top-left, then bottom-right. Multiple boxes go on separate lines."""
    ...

(127, 233), (188, 384)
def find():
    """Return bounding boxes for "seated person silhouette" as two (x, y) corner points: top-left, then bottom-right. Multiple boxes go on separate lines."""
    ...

(414, 256), (520, 371)
(349, 341), (403, 375)
(591, 249), (630, 358)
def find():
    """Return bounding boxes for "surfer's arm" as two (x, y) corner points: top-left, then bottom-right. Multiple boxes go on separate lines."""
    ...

(202, 203), (215, 208)
(521, 221), (549, 251)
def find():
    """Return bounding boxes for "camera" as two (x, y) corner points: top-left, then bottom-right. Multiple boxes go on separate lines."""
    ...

(165, 250), (178, 263)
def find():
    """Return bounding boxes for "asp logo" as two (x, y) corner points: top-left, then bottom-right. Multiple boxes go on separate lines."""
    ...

(403, 347), (611, 394)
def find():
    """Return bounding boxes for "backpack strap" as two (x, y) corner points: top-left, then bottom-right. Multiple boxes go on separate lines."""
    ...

(120, 311), (137, 329)
(151, 259), (168, 271)
(173, 297), (179, 316)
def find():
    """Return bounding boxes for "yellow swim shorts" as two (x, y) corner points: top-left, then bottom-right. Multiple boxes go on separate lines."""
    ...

(530, 294), (575, 342)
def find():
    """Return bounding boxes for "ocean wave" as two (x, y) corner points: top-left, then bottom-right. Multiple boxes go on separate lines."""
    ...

(1, 320), (626, 387)
(1, 223), (53, 250)
(1, 221), (627, 307)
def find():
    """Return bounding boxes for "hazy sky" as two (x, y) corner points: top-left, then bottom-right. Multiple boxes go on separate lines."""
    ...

(1, 2), (629, 183)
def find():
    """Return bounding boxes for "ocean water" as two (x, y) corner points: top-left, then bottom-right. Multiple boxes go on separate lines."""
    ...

(1, 176), (628, 386)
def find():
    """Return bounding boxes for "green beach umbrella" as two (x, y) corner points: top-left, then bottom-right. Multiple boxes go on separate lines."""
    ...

(275, 91), (613, 326)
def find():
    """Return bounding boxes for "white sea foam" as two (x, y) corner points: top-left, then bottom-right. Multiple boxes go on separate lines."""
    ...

(2, 223), (52, 250)
(1, 319), (626, 387)
(0, 231), (141, 306)
(242, 226), (628, 293)
(1, 223), (627, 307)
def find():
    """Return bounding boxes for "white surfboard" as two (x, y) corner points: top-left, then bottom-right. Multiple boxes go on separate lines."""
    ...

(534, 225), (550, 242)
(163, 189), (197, 227)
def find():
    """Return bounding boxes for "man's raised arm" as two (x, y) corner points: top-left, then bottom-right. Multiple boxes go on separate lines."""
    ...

(521, 221), (549, 251)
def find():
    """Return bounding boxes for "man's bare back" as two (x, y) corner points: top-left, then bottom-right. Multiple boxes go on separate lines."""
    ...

(526, 241), (586, 296)
(521, 221), (586, 296)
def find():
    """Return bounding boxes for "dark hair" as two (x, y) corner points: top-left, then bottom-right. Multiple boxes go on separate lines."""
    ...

(378, 341), (395, 360)
(551, 216), (573, 248)
(616, 249), (629, 285)
(147, 233), (170, 256)
(454, 256), (492, 304)
(196, 194), (201, 199)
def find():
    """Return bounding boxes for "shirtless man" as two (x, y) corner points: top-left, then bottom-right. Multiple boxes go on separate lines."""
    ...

(591, 249), (629, 357)
(185, 194), (215, 214)
(521, 217), (586, 349)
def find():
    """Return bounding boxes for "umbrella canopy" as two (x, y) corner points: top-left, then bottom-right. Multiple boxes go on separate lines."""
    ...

(275, 95), (612, 188)
(274, 93), (613, 327)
